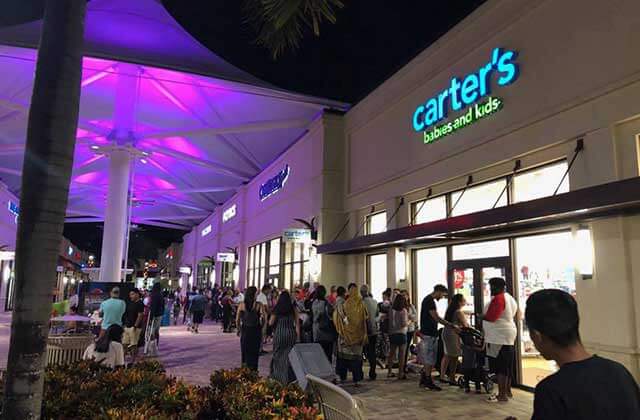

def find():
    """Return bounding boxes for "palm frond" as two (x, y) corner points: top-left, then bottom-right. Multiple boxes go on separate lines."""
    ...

(245, 0), (345, 59)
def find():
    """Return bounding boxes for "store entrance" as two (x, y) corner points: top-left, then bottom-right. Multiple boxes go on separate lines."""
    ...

(448, 257), (513, 328)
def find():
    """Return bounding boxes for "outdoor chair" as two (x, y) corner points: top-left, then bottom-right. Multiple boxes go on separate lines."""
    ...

(306, 374), (365, 420)
(46, 334), (94, 366)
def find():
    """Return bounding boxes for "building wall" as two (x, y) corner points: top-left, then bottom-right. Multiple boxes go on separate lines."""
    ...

(180, 113), (346, 290)
(340, 0), (640, 379)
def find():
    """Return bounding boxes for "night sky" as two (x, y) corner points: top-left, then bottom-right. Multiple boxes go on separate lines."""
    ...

(3, 0), (486, 260)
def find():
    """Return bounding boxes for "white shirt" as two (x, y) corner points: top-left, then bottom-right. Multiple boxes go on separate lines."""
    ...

(256, 292), (268, 306)
(233, 293), (244, 304)
(83, 341), (125, 368)
(482, 292), (518, 345)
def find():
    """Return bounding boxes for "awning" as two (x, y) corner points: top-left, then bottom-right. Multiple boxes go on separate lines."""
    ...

(317, 176), (640, 255)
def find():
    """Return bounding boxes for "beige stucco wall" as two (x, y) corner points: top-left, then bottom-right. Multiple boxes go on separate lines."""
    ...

(339, 0), (640, 379)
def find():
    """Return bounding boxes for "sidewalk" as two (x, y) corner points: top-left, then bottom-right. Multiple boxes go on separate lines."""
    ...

(0, 314), (534, 419)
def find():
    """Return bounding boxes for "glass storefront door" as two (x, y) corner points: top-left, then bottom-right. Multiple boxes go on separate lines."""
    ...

(515, 231), (576, 388)
(449, 257), (512, 328)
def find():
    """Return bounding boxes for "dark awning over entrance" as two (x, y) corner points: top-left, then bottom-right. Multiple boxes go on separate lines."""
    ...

(317, 176), (640, 255)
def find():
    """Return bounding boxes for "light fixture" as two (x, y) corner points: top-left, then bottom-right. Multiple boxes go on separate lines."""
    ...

(90, 145), (100, 151)
(140, 158), (148, 164)
(575, 226), (594, 278)
(63, 276), (69, 285)
(71, 278), (76, 284)
(396, 248), (406, 282)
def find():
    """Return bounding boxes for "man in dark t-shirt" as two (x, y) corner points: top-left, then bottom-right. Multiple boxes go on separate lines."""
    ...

(418, 284), (455, 390)
(122, 289), (145, 361)
(526, 289), (640, 420)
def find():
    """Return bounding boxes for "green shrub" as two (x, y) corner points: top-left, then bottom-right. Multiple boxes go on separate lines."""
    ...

(0, 361), (319, 419)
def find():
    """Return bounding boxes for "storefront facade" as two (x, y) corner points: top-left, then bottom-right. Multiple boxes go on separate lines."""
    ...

(332, 0), (640, 386)
(179, 112), (346, 292)
(180, 0), (640, 385)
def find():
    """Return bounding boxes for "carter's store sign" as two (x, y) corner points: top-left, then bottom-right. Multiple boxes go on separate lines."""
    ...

(412, 47), (519, 144)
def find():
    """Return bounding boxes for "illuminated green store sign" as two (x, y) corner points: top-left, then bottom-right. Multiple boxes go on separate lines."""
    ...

(412, 47), (519, 144)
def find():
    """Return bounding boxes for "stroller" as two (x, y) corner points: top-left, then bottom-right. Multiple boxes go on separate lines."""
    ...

(457, 327), (494, 394)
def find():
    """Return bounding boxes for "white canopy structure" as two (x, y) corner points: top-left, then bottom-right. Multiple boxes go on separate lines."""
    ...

(0, 0), (348, 281)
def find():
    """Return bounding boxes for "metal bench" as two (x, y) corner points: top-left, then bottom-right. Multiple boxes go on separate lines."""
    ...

(46, 334), (95, 366)
(306, 374), (365, 420)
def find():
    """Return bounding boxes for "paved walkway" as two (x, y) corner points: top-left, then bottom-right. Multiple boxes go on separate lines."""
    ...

(156, 320), (533, 419)
(0, 315), (534, 419)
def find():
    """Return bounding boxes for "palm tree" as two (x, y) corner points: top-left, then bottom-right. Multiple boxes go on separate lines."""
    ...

(1, 0), (343, 417)
(2, 1), (86, 418)
(245, 0), (345, 58)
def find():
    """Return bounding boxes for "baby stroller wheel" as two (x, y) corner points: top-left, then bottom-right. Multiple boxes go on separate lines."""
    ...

(484, 379), (494, 394)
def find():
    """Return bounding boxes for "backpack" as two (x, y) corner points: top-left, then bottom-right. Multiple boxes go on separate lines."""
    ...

(243, 303), (260, 328)
(318, 302), (337, 338)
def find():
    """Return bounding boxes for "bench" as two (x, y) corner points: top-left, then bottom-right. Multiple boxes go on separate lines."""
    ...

(46, 334), (94, 366)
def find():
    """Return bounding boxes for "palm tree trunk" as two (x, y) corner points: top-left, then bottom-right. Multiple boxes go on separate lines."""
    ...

(2, 1), (86, 418)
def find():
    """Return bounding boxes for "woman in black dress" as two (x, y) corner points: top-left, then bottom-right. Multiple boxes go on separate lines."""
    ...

(236, 286), (264, 370)
(269, 291), (300, 384)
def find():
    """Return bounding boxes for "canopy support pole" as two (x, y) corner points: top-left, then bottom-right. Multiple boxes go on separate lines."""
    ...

(98, 64), (139, 282)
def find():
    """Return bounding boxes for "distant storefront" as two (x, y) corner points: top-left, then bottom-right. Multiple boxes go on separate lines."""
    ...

(180, 0), (640, 386)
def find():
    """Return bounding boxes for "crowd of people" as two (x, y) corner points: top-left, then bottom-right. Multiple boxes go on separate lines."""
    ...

(81, 279), (640, 419)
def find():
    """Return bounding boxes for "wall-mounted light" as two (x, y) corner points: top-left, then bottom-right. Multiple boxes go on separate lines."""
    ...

(90, 145), (100, 151)
(575, 226), (594, 279)
(396, 248), (406, 282)
(63, 276), (69, 285)
(140, 158), (148, 164)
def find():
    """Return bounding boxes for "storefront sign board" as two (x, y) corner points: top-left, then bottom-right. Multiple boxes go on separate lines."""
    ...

(283, 228), (312, 243)
(259, 165), (290, 201)
(222, 204), (237, 222)
(412, 47), (519, 143)
(216, 252), (235, 263)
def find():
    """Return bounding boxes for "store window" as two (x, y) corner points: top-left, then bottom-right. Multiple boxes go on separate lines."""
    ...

(412, 195), (447, 225)
(367, 254), (387, 303)
(196, 260), (213, 289)
(450, 179), (508, 217)
(282, 242), (310, 290)
(413, 247), (447, 318)
(366, 211), (387, 234)
(515, 231), (576, 388)
(513, 161), (569, 203)
(247, 238), (282, 289)
(2, 260), (15, 311)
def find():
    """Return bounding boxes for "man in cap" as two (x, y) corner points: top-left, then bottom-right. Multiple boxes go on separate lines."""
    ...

(99, 286), (126, 337)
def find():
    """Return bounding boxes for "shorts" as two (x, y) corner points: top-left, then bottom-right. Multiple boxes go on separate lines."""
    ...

(192, 310), (205, 324)
(489, 344), (515, 376)
(417, 335), (438, 366)
(389, 333), (408, 346)
(122, 327), (141, 348)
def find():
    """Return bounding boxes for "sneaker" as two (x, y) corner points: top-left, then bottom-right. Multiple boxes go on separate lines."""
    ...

(424, 382), (442, 391)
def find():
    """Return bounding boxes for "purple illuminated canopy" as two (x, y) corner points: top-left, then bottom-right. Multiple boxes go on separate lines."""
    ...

(0, 0), (348, 230)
